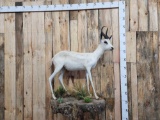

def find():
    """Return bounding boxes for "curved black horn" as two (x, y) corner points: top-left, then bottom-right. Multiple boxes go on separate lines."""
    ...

(100, 26), (106, 40)
(105, 28), (112, 39)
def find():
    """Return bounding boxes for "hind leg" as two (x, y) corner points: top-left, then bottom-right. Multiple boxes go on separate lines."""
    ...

(49, 65), (63, 99)
(59, 68), (67, 91)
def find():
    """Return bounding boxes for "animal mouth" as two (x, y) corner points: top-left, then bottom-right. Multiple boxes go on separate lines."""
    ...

(110, 47), (114, 51)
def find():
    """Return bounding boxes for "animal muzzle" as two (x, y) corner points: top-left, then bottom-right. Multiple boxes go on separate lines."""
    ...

(111, 47), (114, 50)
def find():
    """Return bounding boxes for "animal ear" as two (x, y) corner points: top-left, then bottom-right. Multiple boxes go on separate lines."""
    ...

(109, 35), (112, 40)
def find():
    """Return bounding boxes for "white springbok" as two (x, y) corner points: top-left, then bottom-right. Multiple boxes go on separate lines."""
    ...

(49, 26), (113, 99)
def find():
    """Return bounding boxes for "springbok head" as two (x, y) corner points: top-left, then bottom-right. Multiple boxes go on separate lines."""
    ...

(100, 26), (113, 50)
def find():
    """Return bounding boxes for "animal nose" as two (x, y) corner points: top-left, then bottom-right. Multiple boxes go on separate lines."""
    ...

(111, 47), (114, 50)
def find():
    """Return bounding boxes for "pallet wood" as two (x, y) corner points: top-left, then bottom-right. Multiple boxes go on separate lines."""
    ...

(52, 1), (70, 119)
(114, 63), (121, 120)
(23, 2), (33, 120)
(4, 2), (16, 120)
(127, 63), (132, 120)
(44, 2), (53, 120)
(51, 1), (63, 119)
(0, 34), (4, 120)
(148, 0), (158, 31)
(152, 32), (160, 119)
(15, 2), (24, 120)
(31, 2), (46, 120)
(98, 9), (113, 63)
(130, 0), (138, 31)
(99, 1), (115, 119)
(125, 0), (130, 31)
(137, 32), (159, 120)
(69, 0), (78, 20)
(126, 32), (136, 62)
(87, 9), (100, 94)
(138, 0), (148, 31)
(112, 8), (119, 63)
(158, 2), (160, 119)
(131, 63), (138, 120)
(0, 1), (4, 33)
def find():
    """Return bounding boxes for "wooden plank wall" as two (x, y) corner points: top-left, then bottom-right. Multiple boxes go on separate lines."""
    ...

(0, 0), (160, 120)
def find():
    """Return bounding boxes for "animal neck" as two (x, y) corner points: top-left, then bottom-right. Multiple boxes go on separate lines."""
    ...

(93, 44), (105, 61)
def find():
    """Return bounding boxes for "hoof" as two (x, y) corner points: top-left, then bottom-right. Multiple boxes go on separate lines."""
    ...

(95, 96), (99, 99)
(52, 95), (57, 100)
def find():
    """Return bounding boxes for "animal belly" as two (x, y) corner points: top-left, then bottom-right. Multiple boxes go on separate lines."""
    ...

(64, 62), (85, 71)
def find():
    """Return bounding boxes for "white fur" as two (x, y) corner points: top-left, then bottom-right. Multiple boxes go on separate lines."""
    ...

(49, 39), (114, 99)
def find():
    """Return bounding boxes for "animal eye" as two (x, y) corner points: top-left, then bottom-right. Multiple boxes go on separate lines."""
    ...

(104, 41), (108, 44)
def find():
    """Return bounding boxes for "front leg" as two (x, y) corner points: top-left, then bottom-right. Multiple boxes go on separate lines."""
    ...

(86, 72), (91, 96)
(86, 68), (99, 99)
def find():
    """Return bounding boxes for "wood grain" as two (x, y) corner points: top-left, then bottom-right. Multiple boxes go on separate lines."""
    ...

(31, 2), (46, 120)
(44, 2), (53, 120)
(138, 0), (148, 31)
(137, 32), (159, 119)
(126, 32), (136, 62)
(148, 0), (158, 31)
(87, 9), (100, 94)
(131, 63), (138, 120)
(130, 0), (138, 31)
(4, 4), (16, 120)
(15, 2), (24, 120)
(23, 2), (33, 120)
(0, 34), (4, 120)
(0, 1), (4, 33)
(114, 63), (121, 120)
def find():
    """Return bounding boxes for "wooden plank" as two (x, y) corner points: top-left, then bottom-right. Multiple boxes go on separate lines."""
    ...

(31, 2), (46, 120)
(0, 1), (4, 33)
(0, 34), (4, 120)
(51, 2), (65, 119)
(44, 1), (53, 120)
(131, 63), (138, 120)
(99, 9), (113, 63)
(136, 32), (147, 120)
(148, 0), (158, 31)
(126, 32), (136, 62)
(15, 2), (24, 120)
(4, 2), (16, 120)
(69, 0), (78, 20)
(52, 1), (69, 119)
(151, 32), (160, 119)
(138, 0), (148, 31)
(125, 0), (130, 31)
(112, 8), (119, 63)
(158, 2), (160, 119)
(77, 10), (87, 53)
(114, 63), (121, 120)
(101, 63), (114, 120)
(127, 63), (132, 120)
(130, 0), (138, 31)
(137, 32), (159, 119)
(87, 9), (100, 94)
(98, 1), (115, 119)
(23, 2), (33, 120)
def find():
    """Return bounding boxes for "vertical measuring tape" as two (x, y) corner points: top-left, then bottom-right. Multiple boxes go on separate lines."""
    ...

(119, 1), (129, 120)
